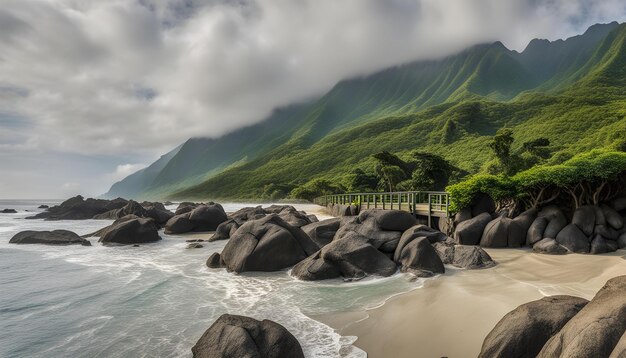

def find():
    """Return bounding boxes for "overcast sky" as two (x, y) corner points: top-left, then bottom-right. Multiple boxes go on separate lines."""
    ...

(1, 0), (626, 199)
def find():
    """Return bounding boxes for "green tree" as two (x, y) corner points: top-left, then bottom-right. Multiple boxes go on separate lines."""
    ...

(290, 178), (345, 201)
(348, 168), (378, 192)
(409, 151), (462, 191)
(378, 165), (406, 192)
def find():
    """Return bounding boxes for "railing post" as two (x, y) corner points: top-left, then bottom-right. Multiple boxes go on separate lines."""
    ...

(428, 193), (432, 227)
(412, 192), (416, 217)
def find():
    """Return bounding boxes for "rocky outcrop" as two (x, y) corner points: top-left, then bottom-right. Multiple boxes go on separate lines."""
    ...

(192, 314), (304, 358)
(479, 296), (589, 358)
(10, 230), (91, 246)
(301, 218), (341, 248)
(98, 217), (161, 245)
(165, 203), (228, 234)
(218, 215), (319, 273)
(93, 200), (174, 226)
(26, 195), (128, 220)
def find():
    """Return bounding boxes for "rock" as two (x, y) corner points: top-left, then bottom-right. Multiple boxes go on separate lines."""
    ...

(479, 295), (589, 358)
(175, 202), (198, 215)
(230, 206), (267, 222)
(301, 218), (341, 248)
(452, 245), (496, 269)
(220, 215), (319, 273)
(453, 208), (472, 226)
(206, 253), (224, 269)
(556, 224), (590, 253)
(191, 314), (304, 358)
(9, 230), (91, 246)
(164, 213), (195, 234)
(26, 195), (128, 220)
(333, 211), (410, 252)
(188, 204), (228, 231)
(1, 208), (17, 213)
(595, 206), (607, 226)
(98, 217), (161, 245)
(539, 206), (568, 238)
(619, 233), (626, 249)
(509, 209), (536, 247)
(590, 235), (618, 254)
(533, 238), (568, 255)
(291, 251), (341, 281)
(470, 193), (496, 217)
(38, 205), (49, 209)
(394, 225), (445, 261)
(396, 237), (444, 277)
(209, 219), (240, 242)
(357, 209), (417, 232)
(602, 204), (624, 230)
(480, 216), (512, 248)
(432, 241), (455, 264)
(187, 243), (204, 249)
(538, 275), (626, 358)
(572, 205), (597, 236)
(610, 331), (626, 358)
(612, 196), (626, 212)
(527, 217), (549, 246)
(454, 212), (492, 245)
(595, 224), (619, 240)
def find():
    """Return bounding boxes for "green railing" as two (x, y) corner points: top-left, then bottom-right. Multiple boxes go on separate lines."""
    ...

(314, 191), (450, 225)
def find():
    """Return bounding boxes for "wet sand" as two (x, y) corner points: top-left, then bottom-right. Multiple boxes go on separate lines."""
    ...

(316, 248), (626, 358)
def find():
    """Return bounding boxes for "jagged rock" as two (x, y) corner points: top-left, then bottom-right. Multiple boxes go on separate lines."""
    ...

(556, 224), (590, 253)
(191, 314), (304, 358)
(452, 245), (495, 269)
(220, 215), (318, 273)
(590, 235), (618, 254)
(9, 230), (91, 246)
(395, 237), (444, 277)
(301, 218), (341, 248)
(209, 219), (240, 242)
(533, 238), (568, 255)
(602, 204), (624, 230)
(480, 216), (512, 248)
(454, 212), (492, 245)
(479, 295), (588, 358)
(206, 253), (224, 269)
(509, 209), (537, 247)
(572, 205), (597, 236)
(538, 276), (626, 358)
(527, 217), (549, 246)
(98, 217), (161, 245)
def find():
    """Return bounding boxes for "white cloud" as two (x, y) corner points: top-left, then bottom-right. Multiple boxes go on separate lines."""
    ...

(0, 0), (625, 198)
(108, 163), (148, 182)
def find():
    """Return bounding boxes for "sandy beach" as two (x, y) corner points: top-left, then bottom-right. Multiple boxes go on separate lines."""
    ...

(317, 248), (626, 358)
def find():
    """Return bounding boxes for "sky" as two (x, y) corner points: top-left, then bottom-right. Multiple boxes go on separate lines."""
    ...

(1, 0), (626, 199)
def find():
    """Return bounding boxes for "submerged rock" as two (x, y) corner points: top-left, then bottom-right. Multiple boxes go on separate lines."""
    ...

(191, 314), (304, 358)
(10, 230), (91, 246)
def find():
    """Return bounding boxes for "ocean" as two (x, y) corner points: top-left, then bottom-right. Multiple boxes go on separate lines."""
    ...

(0, 200), (426, 358)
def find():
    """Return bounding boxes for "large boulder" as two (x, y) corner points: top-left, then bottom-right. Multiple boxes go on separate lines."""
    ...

(479, 295), (588, 358)
(538, 206), (568, 238)
(230, 206), (267, 221)
(209, 219), (240, 242)
(619, 233), (626, 249)
(509, 209), (536, 247)
(98, 217), (161, 245)
(164, 213), (195, 235)
(611, 196), (626, 212)
(556, 224), (590, 253)
(277, 208), (314, 228)
(395, 237), (444, 277)
(452, 245), (496, 269)
(432, 241), (455, 264)
(538, 275), (626, 358)
(165, 204), (228, 234)
(357, 209), (417, 232)
(301, 218), (341, 248)
(9, 230), (91, 246)
(290, 251), (341, 281)
(602, 204), (624, 230)
(595, 224), (619, 240)
(454, 212), (492, 245)
(572, 205), (597, 236)
(191, 314), (304, 358)
(26, 195), (128, 220)
(533, 238), (568, 255)
(590, 235), (619, 254)
(527, 217), (549, 246)
(219, 215), (319, 273)
(480, 216), (512, 248)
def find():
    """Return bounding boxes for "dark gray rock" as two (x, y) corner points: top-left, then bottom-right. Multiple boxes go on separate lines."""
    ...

(357, 209), (417, 232)
(191, 314), (304, 358)
(572, 205), (597, 236)
(38, 205), (49, 209)
(479, 295), (588, 358)
(230, 206), (266, 222)
(432, 241), (455, 264)
(556, 224), (590, 253)
(1, 208), (17, 213)
(452, 245), (496, 269)
(220, 215), (319, 273)
(10, 230), (91, 246)
(590, 235), (618, 254)
(610, 331), (626, 358)
(480, 216), (512, 248)
(188, 204), (228, 231)
(164, 213), (195, 235)
(290, 251), (341, 281)
(186, 243), (204, 249)
(470, 193), (496, 217)
(395, 237), (444, 277)
(595, 224), (619, 240)
(210, 219), (240, 242)
(539, 206), (568, 238)
(602, 204), (624, 230)
(538, 275), (626, 358)
(619, 233), (626, 249)
(509, 209), (536, 247)
(301, 218), (341, 248)
(26, 195), (128, 220)
(277, 209), (313, 228)
(206, 253), (224, 269)
(527, 217), (549, 246)
(595, 206), (607, 226)
(612, 196), (626, 212)
(533, 238), (568, 255)
(454, 212), (492, 245)
(98, 217), (161, 245)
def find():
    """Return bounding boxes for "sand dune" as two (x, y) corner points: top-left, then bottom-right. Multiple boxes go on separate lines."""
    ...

(317, 248), (626, 358)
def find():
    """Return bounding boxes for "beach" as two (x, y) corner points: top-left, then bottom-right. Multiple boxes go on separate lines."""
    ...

(317, 248), (626, 358)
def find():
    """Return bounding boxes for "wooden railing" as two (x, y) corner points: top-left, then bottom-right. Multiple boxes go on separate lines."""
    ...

(314, 191), (450, 225)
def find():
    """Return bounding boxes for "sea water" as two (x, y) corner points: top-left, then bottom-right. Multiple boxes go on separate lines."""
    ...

(0, 200), (425, 358)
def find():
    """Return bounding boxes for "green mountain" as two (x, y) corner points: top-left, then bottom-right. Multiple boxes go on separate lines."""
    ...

(105, 22), (626, 200)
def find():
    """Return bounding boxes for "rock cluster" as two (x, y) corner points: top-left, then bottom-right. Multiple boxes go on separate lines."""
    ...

(480, 275), (626, 358)
(164, 202), (228, 234)
(192, 314), (304, 358)
(208, 209), (495, 281)
(452, 194), (626, 255)
(26, 195), (129, 220)
(9, 230), (91, 246)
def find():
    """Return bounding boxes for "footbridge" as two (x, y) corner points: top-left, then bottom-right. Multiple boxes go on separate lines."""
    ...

(315, 191), (450, 226)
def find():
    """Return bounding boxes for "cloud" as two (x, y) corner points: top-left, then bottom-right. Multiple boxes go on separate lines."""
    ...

(0, 0), (625, 197)
(108, 163), (148, 182)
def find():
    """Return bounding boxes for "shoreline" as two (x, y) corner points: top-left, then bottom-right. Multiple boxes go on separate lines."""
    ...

(314, 248), (626, 358)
